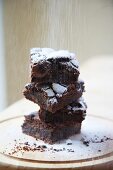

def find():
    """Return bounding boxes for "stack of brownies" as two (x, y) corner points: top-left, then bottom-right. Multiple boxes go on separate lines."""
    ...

(22, 48), (87, 144)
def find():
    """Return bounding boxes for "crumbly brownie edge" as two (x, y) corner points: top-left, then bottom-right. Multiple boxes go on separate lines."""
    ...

(22, 112), (82, 144)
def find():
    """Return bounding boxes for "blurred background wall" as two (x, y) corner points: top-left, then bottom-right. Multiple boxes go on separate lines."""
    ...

(0, 0), (113, 109)
(0, 0), (6, 112)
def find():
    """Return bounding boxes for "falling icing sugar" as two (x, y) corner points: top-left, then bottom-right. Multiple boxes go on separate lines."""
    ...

(52, 83), (67, 94)
(30, 48), (54, 55)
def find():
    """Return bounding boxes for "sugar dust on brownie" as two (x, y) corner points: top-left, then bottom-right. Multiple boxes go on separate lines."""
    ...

(22, 48), (87, 144)
(30, 48), (79, 84)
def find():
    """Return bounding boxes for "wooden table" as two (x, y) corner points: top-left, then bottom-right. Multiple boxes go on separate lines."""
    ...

(0, 57), (113, 170)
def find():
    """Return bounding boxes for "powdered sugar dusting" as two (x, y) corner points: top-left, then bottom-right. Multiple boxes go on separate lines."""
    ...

(31, 53), (46, 63)
(42, 48), (55, 53)
(66, 61), (79, 71)
(46, 50), (70, 59)
(70, 53), (76, 59)
(67, 106), (72, 110)
(30, 48), (41, 55)
(66, 139), (73, 145)
(52, 83), (67, 94)
(78, 97), (87, 110)
(67, 97), (87, 112)
(1, 115), (113, 162)
(48, 97), (58, 105)
(72, 107), (83, 111)
(71, 59), (79, 68)
(30, 48), (77, 64)
(30, 48), (54, 55)
(45, 89), (55, 97)
(30, 48), (55, 63)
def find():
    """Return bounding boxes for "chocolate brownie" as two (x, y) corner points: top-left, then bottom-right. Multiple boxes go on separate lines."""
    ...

(22, 48), (87, 144)
(22, 113), (81, 144)
(23, 80), (85, 113)
(39, 98), (87, 123)
(30, 48), (79, 84)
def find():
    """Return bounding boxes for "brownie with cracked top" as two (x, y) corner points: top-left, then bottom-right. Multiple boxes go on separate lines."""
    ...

(30, 48), (79, 84)
(38, 97), (87, 123)
(22, 48), (87, 144)
(23, 80), (85, 113)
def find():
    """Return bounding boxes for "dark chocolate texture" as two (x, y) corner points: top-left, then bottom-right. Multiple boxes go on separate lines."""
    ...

(39, 98), (87, 123)
(23, 80), (85, 113)
(22, 48), (87, 144)
(22, 113), (81, 144)
(31, 58), (79, 84)
(30, 48), (79, 84)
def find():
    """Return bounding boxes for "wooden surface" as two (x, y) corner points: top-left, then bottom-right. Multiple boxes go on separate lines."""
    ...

(0, 57), (113, 169)
(0, 100), (113, 170)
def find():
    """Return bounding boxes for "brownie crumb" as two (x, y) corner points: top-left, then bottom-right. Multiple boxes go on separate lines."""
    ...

(81, 138), (90, 146)
(66, 139), (72, 145)
(41, 145), (47, 149)
(3, 134), (113, 156)
(83, 140), (89, 146)
(53, 149), (60, 152)
(33, 143), (37, 146)
(100, 139), (104, 143)
(67, 149), (74, 152)
(36, 145), (41, 149)
(98, 149), (101, 152)
(24, 142), (29, 145)
(81, 135), (113, 147)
